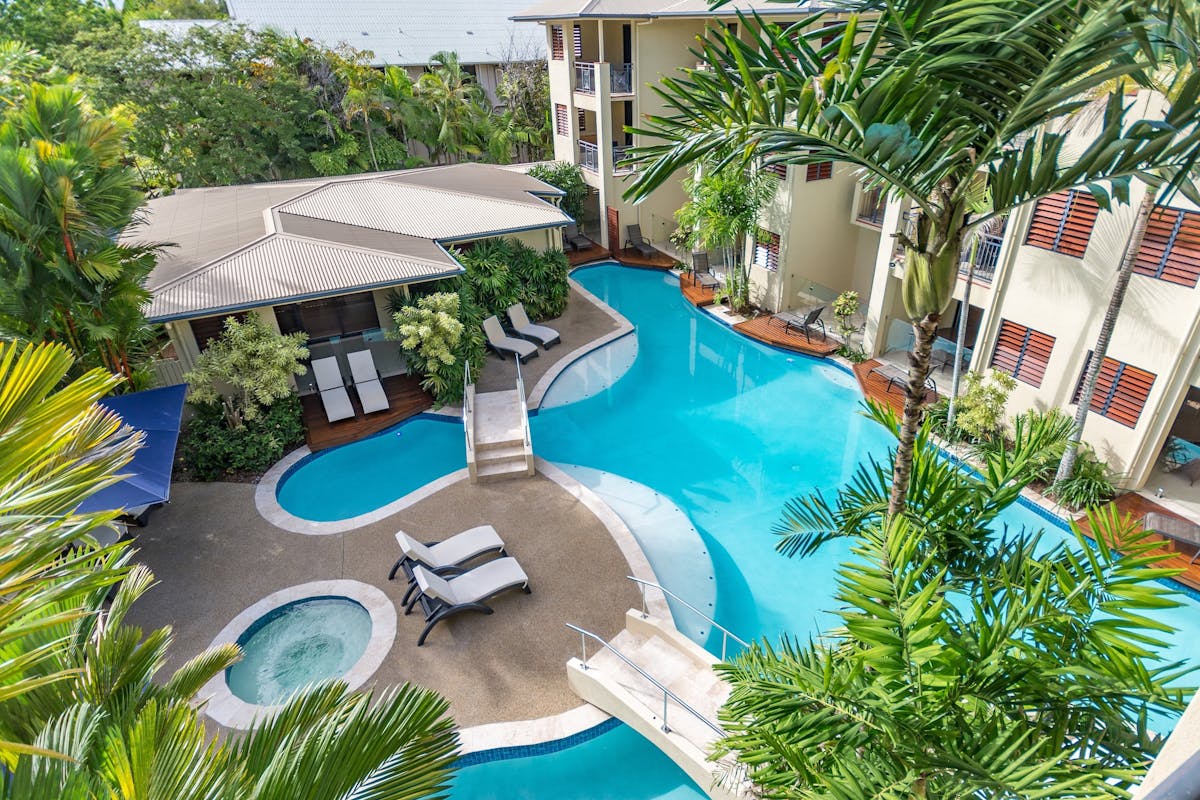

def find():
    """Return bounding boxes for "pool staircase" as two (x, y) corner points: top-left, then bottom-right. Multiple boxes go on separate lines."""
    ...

(463, 361), (535, 483)
(565, 580), (753, 800)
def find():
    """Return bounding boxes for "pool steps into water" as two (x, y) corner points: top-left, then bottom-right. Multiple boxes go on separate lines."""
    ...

(567, 610), (750, 800)
(464, 383), (535, 483)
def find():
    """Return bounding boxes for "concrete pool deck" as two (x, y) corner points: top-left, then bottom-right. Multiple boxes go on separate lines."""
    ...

(125, 471), (643, 731)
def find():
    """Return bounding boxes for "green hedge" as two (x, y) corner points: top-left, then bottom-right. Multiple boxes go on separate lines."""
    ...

(181, 394), (305, 480)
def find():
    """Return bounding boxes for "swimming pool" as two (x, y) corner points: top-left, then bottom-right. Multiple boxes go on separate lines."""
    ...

(277, 262), (1200, 793)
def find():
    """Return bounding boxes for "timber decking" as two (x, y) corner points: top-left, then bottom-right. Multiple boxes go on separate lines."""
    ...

(1075, 493), (1200, 591)
(733, 315), (840, 357)
(613, 247), (677, 269)
(300, 373), (432, 451)
(566, 241), (608, 266)
(852, 359), (938, 415)
(680, 275), (716, 306)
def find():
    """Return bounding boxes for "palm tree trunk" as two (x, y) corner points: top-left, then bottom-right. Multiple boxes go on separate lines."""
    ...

(889, 313), (940, 515)
(364, 119), (379, 171)
(1055, 190), (1156, 482)
(946, 258), (974, 430)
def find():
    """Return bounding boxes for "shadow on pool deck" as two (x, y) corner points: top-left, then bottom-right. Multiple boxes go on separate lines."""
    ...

(126, 473), (640, 730)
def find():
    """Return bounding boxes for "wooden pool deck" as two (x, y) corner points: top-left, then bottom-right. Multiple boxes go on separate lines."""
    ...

(733, 315), (840, 357)
(1074, 493), (1200, 591)
(300, 374), (432, 451)
(680, 275), (716, 307)
(853, 359), (939, 415)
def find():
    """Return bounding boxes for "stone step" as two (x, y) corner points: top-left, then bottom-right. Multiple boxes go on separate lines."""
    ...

(475, 457), (533, 482)
(475, 439), (527, 455)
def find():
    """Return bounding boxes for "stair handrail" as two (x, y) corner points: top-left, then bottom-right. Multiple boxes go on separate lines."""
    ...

(566, 623), (724, 739)
(515, 355), (531, 449)
(462, 360), (473, 451)
(627, 576), (749, 661)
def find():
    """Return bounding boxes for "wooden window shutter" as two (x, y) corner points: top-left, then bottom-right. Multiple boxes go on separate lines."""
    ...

(990, 319), (1055, 387)
(754, 231), (780, 271)
(577, 108), (586, 131)
(551, 26), (564, 60)
(1133, 205), (1200, 288)
(554, 103), (568, 136)
(573, 25), (583, 59)
(1073, 353), (1155, 427)
(806, 161), (833, 181)
(1025, 190), (1100, 258)
(762, 163), (786, 179)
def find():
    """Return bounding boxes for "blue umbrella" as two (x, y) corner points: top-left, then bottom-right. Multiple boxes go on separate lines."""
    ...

(77, 383), (188, 515)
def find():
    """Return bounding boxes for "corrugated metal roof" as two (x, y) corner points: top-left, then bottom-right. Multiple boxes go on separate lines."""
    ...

(137, 163), (571, 322)
(147, 234), (461, 322)
(512, 0), (830, 19)
(277, 178), (568, 240)
(224, 0), (544, 65)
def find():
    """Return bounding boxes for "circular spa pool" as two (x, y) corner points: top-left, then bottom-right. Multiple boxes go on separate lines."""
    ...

(226, 596), (372, 705)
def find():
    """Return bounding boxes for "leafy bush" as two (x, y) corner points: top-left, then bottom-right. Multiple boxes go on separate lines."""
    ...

(527, 161), (588, 223)
(928, 369), (1016, 443)
(1017, 408), (1075, 483)
(185, 315), (309, 428)
(453, 237), (569, 320)
(836, 344), (868, 363)
(831, 290), (861, 340)
(182, 394), (304, 480)
(1050, 444), (1118, 510)
(390, 292), (478, 405)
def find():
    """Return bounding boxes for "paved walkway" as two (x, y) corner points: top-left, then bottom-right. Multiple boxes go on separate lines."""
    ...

(126, 474), (640, 729)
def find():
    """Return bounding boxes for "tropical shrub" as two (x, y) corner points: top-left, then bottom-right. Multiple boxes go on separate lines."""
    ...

(1050, 443), (1118, 510)
(926, 369), (1015, 443)
(831, 290), (860, 340)
(527, 161), (588, 222)
(185, 315), (309, 429)
(454, 238), (570, 321)
(181, 394), (304, 480)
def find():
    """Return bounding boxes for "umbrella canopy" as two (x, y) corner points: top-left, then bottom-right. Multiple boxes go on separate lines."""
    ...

(77, 383), (188, 514)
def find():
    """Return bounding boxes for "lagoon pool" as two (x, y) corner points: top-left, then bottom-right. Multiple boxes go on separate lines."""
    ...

(277, 262), (1200, 796)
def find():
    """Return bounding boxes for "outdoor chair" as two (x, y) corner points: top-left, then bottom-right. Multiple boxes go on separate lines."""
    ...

(691, 252), (720, 290)
(347, 349), (390, 414)
(867, 361), (937, 395)
(482, 315), (538, 362)
(624, 224), (656, 258)
(310, 356), (355, 423)
(563, 223), (591, 251)
(388, 526), (507, 604)
(507, 303), (561, 349)
(1174, 458), (1200, 486)
(406, 557), (532, 646)
(1142, 512), (1200, 564)
(770, 306), (827, 343)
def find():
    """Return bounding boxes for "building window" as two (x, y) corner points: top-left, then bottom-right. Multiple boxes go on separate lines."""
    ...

(1072, 352), (1156, 428)
(1024, 190), (1100, 258)
(990, 319), (1055, 387)
(573, 25), (583, 58)
(555, 103), (569, 136)
(806, 161), (833, 182)
(577, 108), (586, 132)
(551, 25), (564, 60)
(753, 231), (780, 271)
(1133, 205), (1200, 288)
(274, 292), (380, 341)
(190, 312), (249, 351)
(762, 163), (786, 179)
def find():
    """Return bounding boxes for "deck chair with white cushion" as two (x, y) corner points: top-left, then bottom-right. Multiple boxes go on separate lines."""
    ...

(482, 315), (538, 362)
(388, 525), (507, 603)
(310, 356), (354, 422)
(406, 557), (532, 646)
(347, 349), (390, 414)
(507, 303), (561, 349)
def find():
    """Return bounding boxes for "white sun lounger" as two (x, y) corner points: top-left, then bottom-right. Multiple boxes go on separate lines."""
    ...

(347, 349), (390, 414)
(483, 315), (538, 362)
(408, 557), (531, 646)
(507, 303), (561, 349)
(311, 356), (354, 422)
(388, 526), (507, 603)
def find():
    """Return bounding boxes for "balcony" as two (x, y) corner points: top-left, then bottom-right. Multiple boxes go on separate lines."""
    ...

(578, 141), (634, 174)
(856, 186), (886, 227)
(574, 62), (634, 95)
(959, 233), (1003, 283)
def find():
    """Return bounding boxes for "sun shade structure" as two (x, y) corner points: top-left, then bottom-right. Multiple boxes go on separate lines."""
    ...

(77, 384), (188, 514)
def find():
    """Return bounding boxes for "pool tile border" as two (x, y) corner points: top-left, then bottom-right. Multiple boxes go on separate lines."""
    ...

(198, 579), (397, 730)
(458, 714), (622, 764)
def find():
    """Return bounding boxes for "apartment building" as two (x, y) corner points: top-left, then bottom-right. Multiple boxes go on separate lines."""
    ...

(517, 1), (1200, 497)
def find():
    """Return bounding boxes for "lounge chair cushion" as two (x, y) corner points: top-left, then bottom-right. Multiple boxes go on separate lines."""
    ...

(311, 356), (345, 393)
(319, 387), (354, 422)
(347, 350), (389, 414)
(414, 557), (529, 606)
(507, 304), (561, 347)
(395, 526), (504, 569)
(483, 316), (538, 358)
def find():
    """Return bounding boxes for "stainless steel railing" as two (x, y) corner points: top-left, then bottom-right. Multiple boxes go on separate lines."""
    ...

(627, 576), (749, 661)
(462, 360), (473, 452)
(566, 623), (724, 737)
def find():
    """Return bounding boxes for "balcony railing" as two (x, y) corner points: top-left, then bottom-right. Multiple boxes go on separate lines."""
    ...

(856, 186), (886, 226)
(960, 233), (1003, 283)
(611, 63), (633, 94)
(574, 62), (596, 94)
(574, 62), (634, 95)
(579, 140), (599, 171)
(613, 144), (632, 173)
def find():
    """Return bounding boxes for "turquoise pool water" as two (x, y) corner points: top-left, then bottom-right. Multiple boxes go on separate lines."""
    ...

(454, 722), (705, 800)
(277, 262), (1200, 794)
(226, 597), (372, 705)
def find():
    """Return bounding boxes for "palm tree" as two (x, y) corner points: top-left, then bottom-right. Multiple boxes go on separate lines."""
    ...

(625, 0), (1200, 515)
(342, 65), (386, 171)
(0, 340), (140, 764)
(414, 52), (490, 164)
